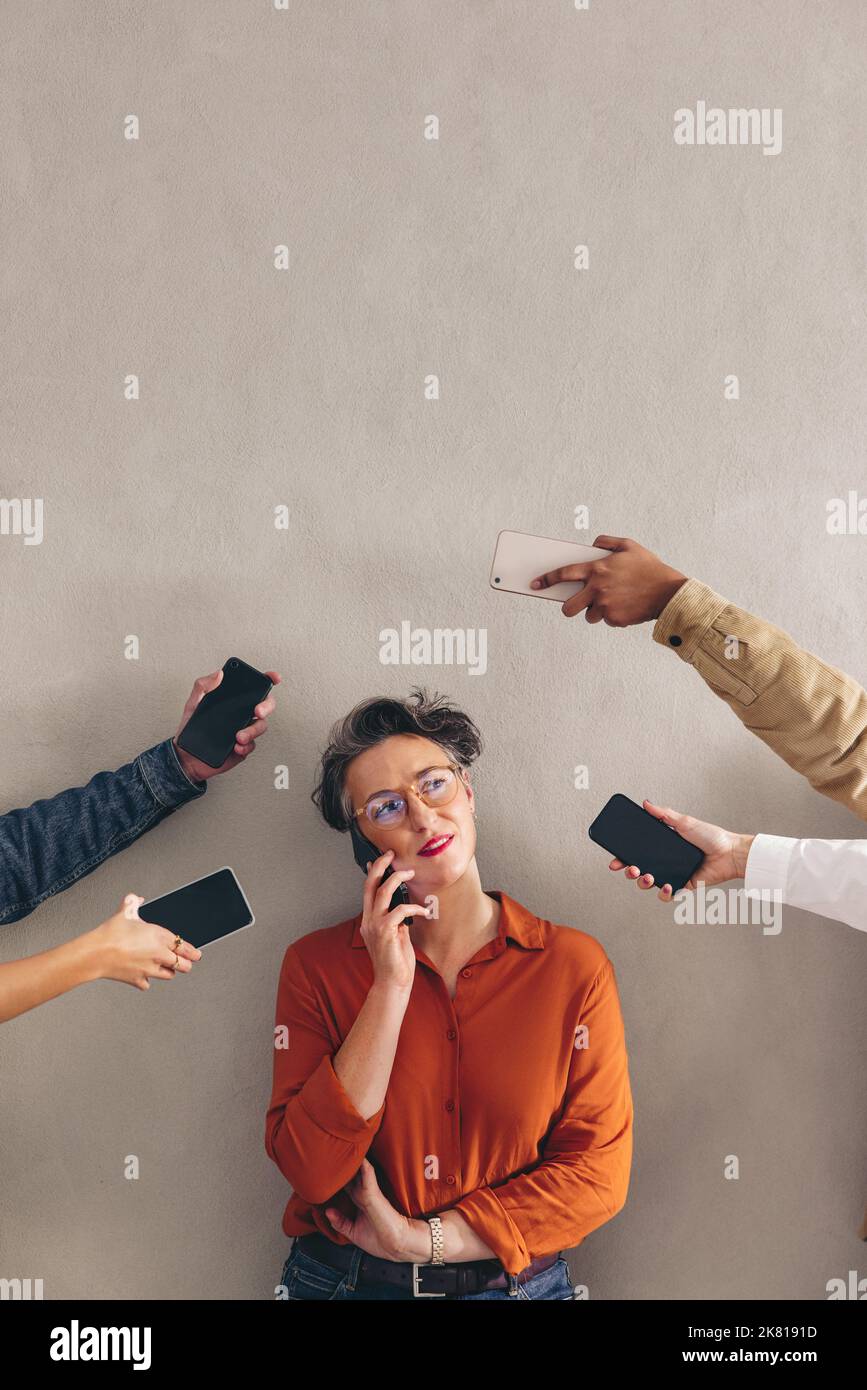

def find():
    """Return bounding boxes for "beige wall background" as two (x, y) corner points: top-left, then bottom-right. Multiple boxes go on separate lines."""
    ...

(1, 0), (865, 1300)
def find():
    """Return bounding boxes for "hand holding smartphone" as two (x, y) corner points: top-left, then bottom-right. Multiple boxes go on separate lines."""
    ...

(138, 867), (255, 949)
(349, 822), (415, 926)
(489, 530), (612, 602)
(176, 658), (273, 770)
(588, 794), (705, 894)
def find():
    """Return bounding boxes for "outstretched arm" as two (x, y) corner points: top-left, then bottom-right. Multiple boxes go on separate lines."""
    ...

(531, 536), (867, 823)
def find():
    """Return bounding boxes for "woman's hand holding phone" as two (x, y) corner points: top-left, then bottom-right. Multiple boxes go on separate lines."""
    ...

(360, 851), (431, 995)
(609, 801), (754, 900)
(85, 894), (203, 990)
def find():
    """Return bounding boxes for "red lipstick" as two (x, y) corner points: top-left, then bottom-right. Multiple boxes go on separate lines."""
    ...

(418, 833), (454, 857)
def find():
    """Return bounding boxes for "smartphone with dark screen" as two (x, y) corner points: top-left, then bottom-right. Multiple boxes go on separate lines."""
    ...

(588, 793), (705, 893)
(349, 821), (415, 926)
(138, 867), (254, 948)
(176, 658), (272, 769)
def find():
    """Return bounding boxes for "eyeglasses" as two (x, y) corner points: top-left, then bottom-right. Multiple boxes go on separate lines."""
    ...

(352, 763), (464, 829)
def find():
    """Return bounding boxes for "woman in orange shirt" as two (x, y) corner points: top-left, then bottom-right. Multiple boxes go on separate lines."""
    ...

(265, 688), (633, 1301)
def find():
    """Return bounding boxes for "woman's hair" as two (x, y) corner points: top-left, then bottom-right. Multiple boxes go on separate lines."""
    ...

(310, 686), (483, 832)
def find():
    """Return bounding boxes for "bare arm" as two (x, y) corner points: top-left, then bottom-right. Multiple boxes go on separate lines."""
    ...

(0, 895), (201, 1024)
(332, 980), (413, 1118)
(0, 934), (99, 1024)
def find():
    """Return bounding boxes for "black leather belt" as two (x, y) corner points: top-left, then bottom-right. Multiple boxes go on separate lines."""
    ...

(294, 1231), (560, 1298)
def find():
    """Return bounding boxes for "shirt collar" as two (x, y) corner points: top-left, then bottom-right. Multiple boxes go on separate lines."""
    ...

(349, 889), (546, 950)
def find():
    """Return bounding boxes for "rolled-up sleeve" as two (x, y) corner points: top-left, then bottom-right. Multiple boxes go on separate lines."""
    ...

(265, 943), (386, 1205)
(450, 957), (633, 1274)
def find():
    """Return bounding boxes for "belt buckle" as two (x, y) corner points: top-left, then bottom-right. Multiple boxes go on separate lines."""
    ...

(412, 1263), (448, 1298)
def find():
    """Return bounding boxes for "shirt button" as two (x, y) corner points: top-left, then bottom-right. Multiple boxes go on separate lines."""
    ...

(461, 968), (472, 978)
(446, 1028), (457, 1040)
(445, 1175), (456, 1186)
(444, 1099), (455, 1112)
(669, 635), (682, 647)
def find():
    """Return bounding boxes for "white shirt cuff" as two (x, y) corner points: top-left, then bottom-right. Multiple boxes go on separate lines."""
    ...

(744, 834), (797, 900)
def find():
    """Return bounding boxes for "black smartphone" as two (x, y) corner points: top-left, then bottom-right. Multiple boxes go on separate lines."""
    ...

(138, 866), (254, 948)
(176, 657), (272, 769)
(588, 793), (705, 893)
(349, 821), (415, 926)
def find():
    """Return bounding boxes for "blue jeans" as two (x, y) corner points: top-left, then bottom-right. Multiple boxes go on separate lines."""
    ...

(278, 1240), (577, 1301)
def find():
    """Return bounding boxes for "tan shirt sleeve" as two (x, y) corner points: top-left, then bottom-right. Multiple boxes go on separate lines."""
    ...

(652, 578), (867, 824)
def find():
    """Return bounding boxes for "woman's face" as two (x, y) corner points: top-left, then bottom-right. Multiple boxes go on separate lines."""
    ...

(344, 733), (476, 895)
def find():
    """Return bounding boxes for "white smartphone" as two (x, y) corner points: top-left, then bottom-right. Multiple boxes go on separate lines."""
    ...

(489, 530), (612, 602)
(138, 867), (255, 949)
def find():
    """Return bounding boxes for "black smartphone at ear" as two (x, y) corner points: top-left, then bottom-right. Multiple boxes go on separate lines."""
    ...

(176, 657), (272, 769)
(588, 793), (705, 893)
(349, 821), (415, 926)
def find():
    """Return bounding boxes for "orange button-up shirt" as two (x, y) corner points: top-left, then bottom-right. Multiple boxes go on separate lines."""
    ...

(264, 889), (633, 1275)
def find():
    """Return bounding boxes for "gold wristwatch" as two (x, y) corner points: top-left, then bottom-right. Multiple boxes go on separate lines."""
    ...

(426, 1214), (445, 1265)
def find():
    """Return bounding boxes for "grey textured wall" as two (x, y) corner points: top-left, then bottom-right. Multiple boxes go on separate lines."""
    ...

(1, 1), (865, 1301)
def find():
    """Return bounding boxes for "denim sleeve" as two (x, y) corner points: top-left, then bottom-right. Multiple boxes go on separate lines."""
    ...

(0, 738), (207, 926)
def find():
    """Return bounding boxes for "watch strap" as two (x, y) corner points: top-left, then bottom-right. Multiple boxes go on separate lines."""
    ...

(426, 1214), (445, 1265)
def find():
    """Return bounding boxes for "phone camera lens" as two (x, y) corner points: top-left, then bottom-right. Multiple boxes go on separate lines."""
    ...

(494, 576), (500, 584)
(229, 659), (238, 669)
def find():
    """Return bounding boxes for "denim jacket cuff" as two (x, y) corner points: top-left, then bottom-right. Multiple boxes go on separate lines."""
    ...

(137, 738), (207, 809)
